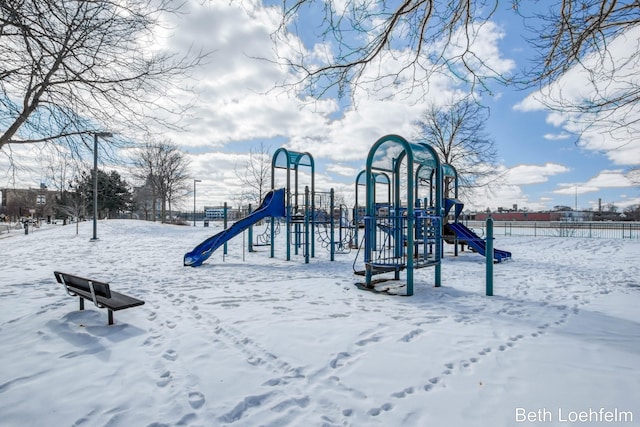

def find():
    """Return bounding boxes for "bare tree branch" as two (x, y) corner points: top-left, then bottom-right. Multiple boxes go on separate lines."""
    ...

(270, 0), (507, 104)
(131, 139), (190, 222)
(0, 0), (206, 161)
(234, 142), (272, 207)
(413, 96), (503, 199)
(515, 0), (640, 145)
(270, 0), (639, 130)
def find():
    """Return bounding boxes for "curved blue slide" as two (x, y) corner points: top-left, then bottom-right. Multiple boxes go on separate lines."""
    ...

(448, 222), (512, 263)
(184, 188), (286, 267)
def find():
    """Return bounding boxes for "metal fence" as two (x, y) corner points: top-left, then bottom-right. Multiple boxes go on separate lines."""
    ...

(463, 220), (640, 240)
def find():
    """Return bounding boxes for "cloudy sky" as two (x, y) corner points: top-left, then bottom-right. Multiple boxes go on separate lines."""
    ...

(2, 0), (639, 214)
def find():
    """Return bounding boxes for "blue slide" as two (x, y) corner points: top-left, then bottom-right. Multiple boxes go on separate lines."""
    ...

(184, 188), (286, 267)
(447, 222), (512, 263)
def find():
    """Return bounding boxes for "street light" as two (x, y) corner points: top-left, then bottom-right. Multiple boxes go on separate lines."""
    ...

(193, 179), (202, 226)
(91, 131), (113, 241)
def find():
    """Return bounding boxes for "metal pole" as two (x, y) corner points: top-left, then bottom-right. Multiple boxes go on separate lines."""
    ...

(223, 202), (228, 255)
(248, 203), (253, 252)
(193, 179), (201, 226)
(92, 133), (98, 240)
(486, 217), (494, 296)
(330, 188), (335, 262)
(304, 186), (309, 264)
(91, 132), (112, 241)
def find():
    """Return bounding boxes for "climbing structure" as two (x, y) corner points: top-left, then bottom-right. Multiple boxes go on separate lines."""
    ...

(271, 148), (315, 262)
(362, 134), (444, 295)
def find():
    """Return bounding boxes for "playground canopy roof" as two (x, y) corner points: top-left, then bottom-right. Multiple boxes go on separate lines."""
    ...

(368, 135), (440, 174)
(442, 164), (457, 179)
(272, 148), (314, 169)
(355, 170), (391, 186)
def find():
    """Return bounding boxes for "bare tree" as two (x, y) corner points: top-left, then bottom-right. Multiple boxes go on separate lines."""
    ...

(54, 186), (87, 235)
(132, 140), (190, 223)
(132, 180), (155, 221)
(234, 142), (271, 207)
(413, 97), (500, 199)
(623, 204), (640, 221)
(38, 146), (87, 232)
(0, 0), (203, 160)
(164, 156), (191, 222)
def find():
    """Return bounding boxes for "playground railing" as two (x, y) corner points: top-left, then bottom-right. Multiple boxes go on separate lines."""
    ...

(463, 220), (640, 240)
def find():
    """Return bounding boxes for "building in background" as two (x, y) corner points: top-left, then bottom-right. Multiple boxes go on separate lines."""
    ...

(1, 185), (56, 221)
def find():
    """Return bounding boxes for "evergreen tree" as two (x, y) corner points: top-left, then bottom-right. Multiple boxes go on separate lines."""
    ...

(76, 169), (133, 219)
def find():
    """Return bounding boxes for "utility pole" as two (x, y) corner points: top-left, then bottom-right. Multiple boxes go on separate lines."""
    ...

(91, 131), (113, 241)
(193, 179), (201, 226)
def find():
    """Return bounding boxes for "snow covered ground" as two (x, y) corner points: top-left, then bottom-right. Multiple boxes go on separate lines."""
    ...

(1, 219), (639, 427)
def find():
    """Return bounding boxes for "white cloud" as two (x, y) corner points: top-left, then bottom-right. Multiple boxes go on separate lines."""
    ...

(433, 20), (516, 79)
(463, 181), (551, 212)
(543, 132), (572, 141)
(513, 26), (640, 166)
(553, 170), (634, 195)
(506, 163), (570, 185)
(457, 164), (547, 212)
(326, 164), (359, 178)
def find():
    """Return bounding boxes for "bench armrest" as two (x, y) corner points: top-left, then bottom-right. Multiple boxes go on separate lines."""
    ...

(63, 286), (79, 298)
(58, 273), (105, 309)
(87, 281), (105, 309)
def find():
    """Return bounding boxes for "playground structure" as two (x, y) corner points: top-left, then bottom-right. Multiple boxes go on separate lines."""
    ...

(358, 134), (444, 296)
(183, 134), (510, 295)
(184, 147), (353, 267)
(269, 147), (315, 263)
(268, 147), (357, 262)
(315, 195), (354, 257)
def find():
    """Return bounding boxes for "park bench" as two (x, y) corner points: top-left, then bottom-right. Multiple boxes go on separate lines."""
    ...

(54, 271), (145, 325)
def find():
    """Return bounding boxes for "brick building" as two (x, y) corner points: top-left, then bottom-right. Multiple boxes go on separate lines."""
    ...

(1, 186), (57, 221)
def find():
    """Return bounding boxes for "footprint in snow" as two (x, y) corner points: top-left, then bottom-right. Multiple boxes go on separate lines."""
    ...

(188, 391), (205, 409)
(390, 387), (414, 398)
(400, 329), (423, 343)
(163, 349), (178, 361)
(330, 352), (350, 369)
(424, 377), (439, 391)
(368, 403), (393, 416)
(478, 347), (491, 355)
(156, 371), (172, 388)
(356, 335), (382, 346)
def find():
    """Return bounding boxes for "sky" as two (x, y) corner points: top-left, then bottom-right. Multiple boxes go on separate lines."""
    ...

(1, 0), (639, 214)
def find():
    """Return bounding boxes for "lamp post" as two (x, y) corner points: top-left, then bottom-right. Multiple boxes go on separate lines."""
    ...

(193, 179), (202, 226)
(91, 131), (113, 241)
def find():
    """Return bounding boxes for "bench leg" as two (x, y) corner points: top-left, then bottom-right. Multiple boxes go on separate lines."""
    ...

(79, 298), (85, 311)
(108, 310), (114, 325)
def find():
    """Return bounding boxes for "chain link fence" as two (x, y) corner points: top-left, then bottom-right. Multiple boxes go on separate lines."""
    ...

(463, 221), (640, 239)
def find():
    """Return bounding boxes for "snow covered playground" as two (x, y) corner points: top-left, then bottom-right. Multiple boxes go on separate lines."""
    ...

(1, 136), (639, 426)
